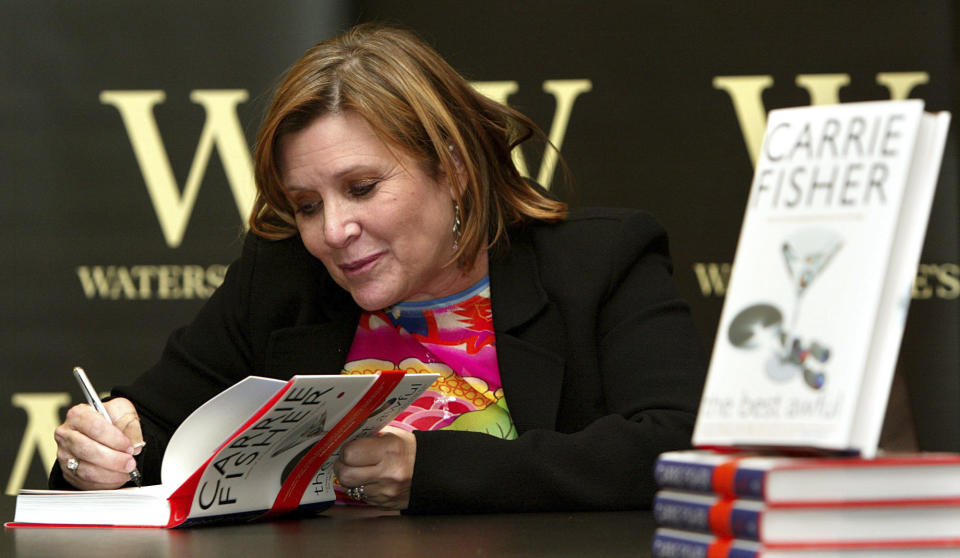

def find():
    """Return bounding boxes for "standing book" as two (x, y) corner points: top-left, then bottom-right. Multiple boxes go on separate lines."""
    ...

(11, 370), (437, 528)
(692, 100), (951, 456)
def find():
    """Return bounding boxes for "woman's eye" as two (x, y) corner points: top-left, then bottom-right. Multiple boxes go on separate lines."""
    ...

(296, 200), (321, 216)
(349, 181), (378, 197)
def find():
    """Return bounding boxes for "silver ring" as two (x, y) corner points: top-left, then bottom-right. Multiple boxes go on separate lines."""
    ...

(66, 457), (79, 473)
(346, 485), (366, 502)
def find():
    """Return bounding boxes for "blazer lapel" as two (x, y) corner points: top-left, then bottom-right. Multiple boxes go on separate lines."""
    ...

(262, 316), (359, 377)
(489, 229), (566, 433)
(263, 278), (361, 378)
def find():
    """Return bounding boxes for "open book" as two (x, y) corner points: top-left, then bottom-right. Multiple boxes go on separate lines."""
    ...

(692, 100), (951, 456)
(12, 370), (437, 527)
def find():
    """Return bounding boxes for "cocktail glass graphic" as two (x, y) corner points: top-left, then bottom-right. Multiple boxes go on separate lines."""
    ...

(727, 228), (842, 390)
(782, 228), (843, 330)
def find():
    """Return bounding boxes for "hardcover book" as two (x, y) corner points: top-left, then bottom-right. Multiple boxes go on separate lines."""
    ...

(654, 449), (960, 504)
(692, 100), (951, 456)
(652, 528), (960, 558)
(12, 370), (437, 528)
(652, 490), (960, 545)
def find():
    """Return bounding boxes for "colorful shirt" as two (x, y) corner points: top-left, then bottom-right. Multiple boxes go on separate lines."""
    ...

(343, 276), (516, 440)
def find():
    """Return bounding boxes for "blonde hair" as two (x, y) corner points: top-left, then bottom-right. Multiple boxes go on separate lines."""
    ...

(251, 23), (567, 268)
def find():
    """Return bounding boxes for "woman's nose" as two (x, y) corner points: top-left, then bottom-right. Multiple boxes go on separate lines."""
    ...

(322, 201), (361, 247)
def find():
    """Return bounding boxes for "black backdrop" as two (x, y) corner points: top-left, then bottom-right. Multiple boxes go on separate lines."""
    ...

(3, 1), (957, 521)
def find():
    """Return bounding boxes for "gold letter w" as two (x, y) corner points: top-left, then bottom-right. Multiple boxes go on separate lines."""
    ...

(713, 72), (929, 167)
(6, 393), (70, 495)
(101, 90), (255, 248)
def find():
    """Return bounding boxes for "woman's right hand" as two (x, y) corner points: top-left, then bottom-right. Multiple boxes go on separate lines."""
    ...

(53, 397), (145, 490)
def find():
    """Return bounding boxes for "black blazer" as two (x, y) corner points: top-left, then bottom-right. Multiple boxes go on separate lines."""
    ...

(53, 208), (707, 513)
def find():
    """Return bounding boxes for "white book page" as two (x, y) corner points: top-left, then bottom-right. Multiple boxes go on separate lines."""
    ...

(16, 484), (174, 526)
(162, 376), (287, 487)
(851, 111), (951, 455)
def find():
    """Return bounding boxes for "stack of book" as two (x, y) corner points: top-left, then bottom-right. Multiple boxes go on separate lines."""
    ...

(650, 449), (960, 557)
(650, 100), (959, 557)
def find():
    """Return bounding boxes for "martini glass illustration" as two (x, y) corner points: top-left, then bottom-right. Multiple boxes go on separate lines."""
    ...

(782, 228), (843, 330)
(778, 228), (843, 388)
(726, 228), (843, 389)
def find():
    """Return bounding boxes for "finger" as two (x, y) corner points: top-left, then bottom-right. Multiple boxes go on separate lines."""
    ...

(56, 441), (136, 490)
(342, 431), (414, 466)
(55, 409), (138, 475)
(338, 436), (387, 468)
(378, 424), (408, 436)
(55, 424), (138, 475)
(342, 477), (410, 510)
(63, 403), (137, 454)
(59, 457), (134, 490)
(367, 484), (410, 510)
(334, 462), (381, 490)
(105, 398), (145, 454)
(59, 455), (136, 490)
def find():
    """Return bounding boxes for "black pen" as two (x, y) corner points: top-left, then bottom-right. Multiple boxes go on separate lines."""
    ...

(72, 366), (143, 487)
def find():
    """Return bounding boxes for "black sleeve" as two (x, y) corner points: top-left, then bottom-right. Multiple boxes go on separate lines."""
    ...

(49, 235), (261, 489)
(406, 212), (707, 513)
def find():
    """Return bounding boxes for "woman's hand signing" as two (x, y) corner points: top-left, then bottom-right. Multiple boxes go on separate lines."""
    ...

(334, 425), (416, 510)
(53, 397), (144, 490)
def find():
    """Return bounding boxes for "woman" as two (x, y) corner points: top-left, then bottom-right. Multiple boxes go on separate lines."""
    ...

(51, 23), (706, 513)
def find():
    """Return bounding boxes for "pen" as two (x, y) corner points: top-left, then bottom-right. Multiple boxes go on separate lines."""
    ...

(72, 366), (143, 487)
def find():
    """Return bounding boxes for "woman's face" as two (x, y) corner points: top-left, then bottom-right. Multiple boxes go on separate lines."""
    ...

(279, 111), (473, 310)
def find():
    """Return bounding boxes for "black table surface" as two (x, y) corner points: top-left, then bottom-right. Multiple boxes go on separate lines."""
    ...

(4, 506), (657, 557)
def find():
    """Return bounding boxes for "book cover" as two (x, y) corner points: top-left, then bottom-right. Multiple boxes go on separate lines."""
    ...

(692, 100), (951, 456)
(11, 370), (437, 528)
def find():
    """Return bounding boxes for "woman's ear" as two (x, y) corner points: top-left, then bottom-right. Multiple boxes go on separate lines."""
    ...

(445, 144), (468, 197)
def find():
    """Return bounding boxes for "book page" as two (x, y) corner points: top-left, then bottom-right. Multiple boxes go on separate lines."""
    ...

(162, 376), (287, 487)
(15, 485), (174, 526)
(850, 111), (951, 454)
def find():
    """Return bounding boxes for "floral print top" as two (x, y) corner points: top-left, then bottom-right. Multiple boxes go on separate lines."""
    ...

(343, 276), (516, 440)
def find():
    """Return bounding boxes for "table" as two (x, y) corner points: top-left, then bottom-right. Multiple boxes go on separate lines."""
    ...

(3, 507), (657, 557)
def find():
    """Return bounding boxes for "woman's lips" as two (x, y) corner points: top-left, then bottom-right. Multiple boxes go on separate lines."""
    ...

(339, 253), (382, 275)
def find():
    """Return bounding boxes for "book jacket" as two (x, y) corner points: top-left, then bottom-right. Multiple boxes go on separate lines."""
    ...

(693, 100), (949, 455)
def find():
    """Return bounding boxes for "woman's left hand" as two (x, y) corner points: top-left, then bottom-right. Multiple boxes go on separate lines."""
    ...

(334, 425), (416, 510)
